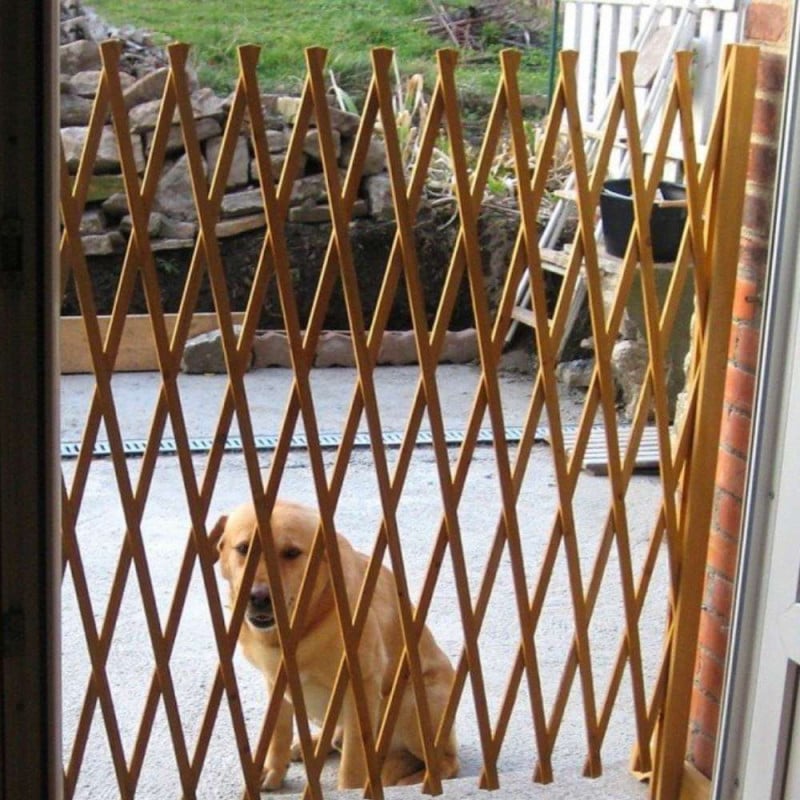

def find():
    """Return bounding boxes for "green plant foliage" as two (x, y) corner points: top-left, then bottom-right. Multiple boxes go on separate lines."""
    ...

(89, 0), (551, 110)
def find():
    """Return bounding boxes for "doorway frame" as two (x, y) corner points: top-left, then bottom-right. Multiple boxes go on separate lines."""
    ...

(713, 1), (800, 797)
(0, 2), (61, 798)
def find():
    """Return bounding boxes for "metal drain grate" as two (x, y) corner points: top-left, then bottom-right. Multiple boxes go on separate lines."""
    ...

(60, 425), (553, 460)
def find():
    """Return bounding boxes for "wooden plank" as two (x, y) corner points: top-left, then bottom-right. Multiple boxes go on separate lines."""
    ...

(557, 425), (663, 475)
(680, 762), (712, 800)
(60, 312), (246, 373)
(652, 44), (759, 800)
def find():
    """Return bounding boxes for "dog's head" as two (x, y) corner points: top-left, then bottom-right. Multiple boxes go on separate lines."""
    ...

(211, 500), (325, 633)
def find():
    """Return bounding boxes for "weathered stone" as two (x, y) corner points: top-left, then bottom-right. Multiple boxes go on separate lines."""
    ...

(499, 347), (536, 373)
(129, 88), (226, 132)
(143, 118), (222, 157)
(123, 67), (169, 109)
(119, 212), (164, 238)
(276, 96), (360, 136)
(61, 124), (146, 174)
(150, 237), (196, 252)
(251, 152), (301, 184)
(351, 199), (369, 218)
(86, 175), (125, 203)
(190, 87), (227, 120)
(205, 135), (250, 188)
(339, 135), (385, 175)
(160, 217), (197, 239)
(328, 106), (361, 137)
(611, 338), (650, 420)
(81, 231), (125, 256)
(556, 358), (595, 389)
(267, 129), (287, 153)
(314, 331), (355, 367)
(70, 69), (134, 98)
(216, 213), (266, 238)
(60, 39), (101, 74)
(303, 128), (341, 161)
(60, 92), (95, 126)
(60, 14), (93, 44)
(101, 190), (130, 217)
(290, 173), (330, 206)
(221, 189), (264, 218)
(440, 329), (479, 363)
(377, 331), (417, 365)
(363, 174), (394, 220)
(129, 98), (168, 131)
(252, 330), (292, 368)
(288, 204), (331, 224)
(152, 154), (206, 221)
(181, 326), (252, 374)
(79, 209), (106, 235)
(276, 96), (302, 124)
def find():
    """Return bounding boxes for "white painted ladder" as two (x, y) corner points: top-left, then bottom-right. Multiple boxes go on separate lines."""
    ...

(508, 0), (743, 348)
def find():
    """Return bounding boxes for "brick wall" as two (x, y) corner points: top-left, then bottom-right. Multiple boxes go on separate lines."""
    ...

(686, 0), (791, 778)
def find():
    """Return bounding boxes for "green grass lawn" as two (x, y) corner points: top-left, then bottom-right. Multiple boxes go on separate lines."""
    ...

(87, 0), (552, 111)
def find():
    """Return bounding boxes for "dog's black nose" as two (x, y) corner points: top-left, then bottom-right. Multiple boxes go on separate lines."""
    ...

(250, 586), (272, 612)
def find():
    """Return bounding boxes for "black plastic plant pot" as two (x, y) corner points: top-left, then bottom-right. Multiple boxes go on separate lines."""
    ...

(600, 179), (687, 262)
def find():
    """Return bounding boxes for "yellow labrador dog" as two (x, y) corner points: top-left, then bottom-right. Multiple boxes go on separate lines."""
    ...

(212, 499), (459, 791)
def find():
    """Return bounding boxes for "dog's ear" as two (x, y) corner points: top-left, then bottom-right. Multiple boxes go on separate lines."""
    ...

(208, 515), (228, 564)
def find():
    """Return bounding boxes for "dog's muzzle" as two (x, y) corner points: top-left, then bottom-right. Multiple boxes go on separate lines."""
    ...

(247, 585), (275, 629)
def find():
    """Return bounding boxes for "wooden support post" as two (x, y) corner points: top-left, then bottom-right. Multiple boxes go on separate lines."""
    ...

(651, 44), (760, 800)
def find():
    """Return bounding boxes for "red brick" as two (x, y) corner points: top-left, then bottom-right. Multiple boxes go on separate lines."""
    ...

(745, 3), (790, 43)
(707, 528), (739, 580)
(757, 51), (788, 92)
(731, 323), (761, 370)
(752, 97), (780, 138)
(688, 728), (717, 778)
(705, 572), (734, 620)
(742, 190), (772, 232)
(716, 447), (748, 497)
(697, 612), (731, 665)
(714, 489), (744, 539)
(747, 142), (778, 185)
(720, 405), (753, 457)
(731, 277), (762, 321)
(723, 363), (756, 411)
(690, 677), (722, 733)
(737, 238), (769, 273)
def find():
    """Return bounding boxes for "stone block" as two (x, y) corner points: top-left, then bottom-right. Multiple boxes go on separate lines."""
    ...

(182, 326), (252, 374)
(60, 92), (95, 126)
(314, 331), (356, 367)
(215, 213), (266, 238)
(60, 39), (101, 74)
(62, 124), (146, 174)
(303, 128), (341, 161)
(81, 231), (125, 256)
(252, 330), (292, 368)
(377, 331), (417, 365)
(205, 134), (250, 188)
(440, 329), (479, 363)
(123, 67), (169, 110)
(221, 189), (264, 219)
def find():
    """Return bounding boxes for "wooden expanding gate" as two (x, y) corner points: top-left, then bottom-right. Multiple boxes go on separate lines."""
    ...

(59, 39), (757, 800)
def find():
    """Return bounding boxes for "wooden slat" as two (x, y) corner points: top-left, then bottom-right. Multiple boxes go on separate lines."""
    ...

(60, 313), (247, 373)
(59, 32), (755, 800)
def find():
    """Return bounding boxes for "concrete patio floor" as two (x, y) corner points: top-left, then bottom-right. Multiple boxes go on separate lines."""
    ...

(60, 364), (666, 799)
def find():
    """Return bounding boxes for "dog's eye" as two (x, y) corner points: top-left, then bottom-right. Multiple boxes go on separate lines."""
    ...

(234, 542), (249, 557)
(281, 546), (302, 560)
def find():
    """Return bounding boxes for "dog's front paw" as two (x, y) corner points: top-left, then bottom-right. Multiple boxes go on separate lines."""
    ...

(260, 765), (287, 791)
(290, 728), (343, 762)
(289, 739), (304, 762)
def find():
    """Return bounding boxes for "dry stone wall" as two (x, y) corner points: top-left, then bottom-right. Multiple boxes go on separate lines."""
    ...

(59, 0), (390, 260)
